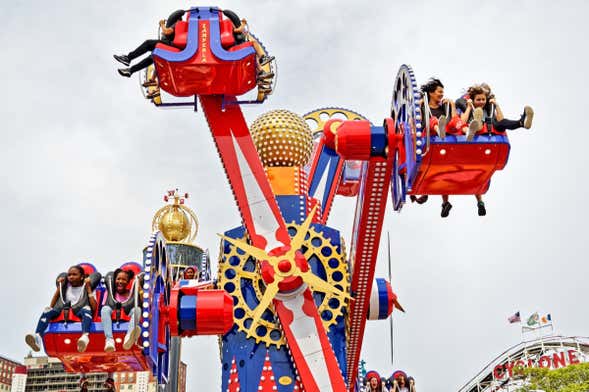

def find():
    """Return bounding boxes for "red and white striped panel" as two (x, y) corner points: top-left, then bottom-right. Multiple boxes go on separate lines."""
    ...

(345, 158), (394, 389)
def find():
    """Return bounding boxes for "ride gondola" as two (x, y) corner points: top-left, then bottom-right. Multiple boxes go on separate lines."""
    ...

(389, 65), (510, 210)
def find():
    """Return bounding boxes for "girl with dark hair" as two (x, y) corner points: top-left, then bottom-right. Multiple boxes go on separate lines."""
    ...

(460, 83), (534, 134)
(390, 371), (411, 392)
(448, 83), (534, 217)
(420, 78), (482, 140)
(101, 268), (142, 352)
(183, 266), (198, 280)
(25, 265), (97, 353)
(412, 78), (484, 216)
(365, 371), (384, 392)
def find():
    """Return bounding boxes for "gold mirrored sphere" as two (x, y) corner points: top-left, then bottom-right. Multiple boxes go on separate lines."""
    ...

(250, 109), (313, 167)
(158, 207), (191, 242)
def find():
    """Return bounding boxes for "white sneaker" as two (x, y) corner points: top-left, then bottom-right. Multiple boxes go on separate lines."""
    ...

(77, 333), (89, 353)
(123, 326), (141, 350)
(523, 106), (534, 129)
(104, 338), (115, 353)
(473, 107), (484, 123)
(25, 333), (42, 352)
(466, 120), (482, 141)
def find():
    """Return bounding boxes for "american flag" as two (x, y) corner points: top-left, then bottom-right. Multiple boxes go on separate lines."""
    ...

(508, 311), (521, 324)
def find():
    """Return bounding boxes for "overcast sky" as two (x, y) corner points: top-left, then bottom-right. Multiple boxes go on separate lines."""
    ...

(2, 0), (588, 391)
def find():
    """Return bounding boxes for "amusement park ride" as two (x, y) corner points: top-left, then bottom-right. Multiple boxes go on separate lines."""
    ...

(33, 6), (518, 392)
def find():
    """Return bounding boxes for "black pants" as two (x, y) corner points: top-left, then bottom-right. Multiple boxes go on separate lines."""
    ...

(127, 39), (167, 74)
(490, 118), (522, 133)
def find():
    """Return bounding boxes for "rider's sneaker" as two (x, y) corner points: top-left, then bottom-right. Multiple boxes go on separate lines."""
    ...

(77, 333), (89, 353)
(521, 106), (534, 129)
(104, 338), (115, 353)
(416, 195), (428, 204)
(441, 202), (452, 218)
(437, 115), (447, 138)
(466, 120), (482, 141)
(117, 68), (132, 78)
(25, 333), (42, 352)
(477, 201), (487, 216)
(259, 55), (275, 66)
(473, 107), (484, 123)
(123, 326), (141, 350)
(113, 54), (130, 66)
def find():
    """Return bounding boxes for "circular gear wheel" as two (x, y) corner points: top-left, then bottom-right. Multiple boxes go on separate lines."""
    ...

(218, 223), (349, 348)
(303, 107), (369, 139)
(390, 65), (422, 211)
(142, 231), (173, 384)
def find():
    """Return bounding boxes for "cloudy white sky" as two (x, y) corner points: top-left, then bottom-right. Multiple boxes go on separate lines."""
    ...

(2, 0), (588, 390)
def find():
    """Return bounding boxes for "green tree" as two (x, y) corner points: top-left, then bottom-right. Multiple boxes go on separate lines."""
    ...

(516, 363), (589, 392)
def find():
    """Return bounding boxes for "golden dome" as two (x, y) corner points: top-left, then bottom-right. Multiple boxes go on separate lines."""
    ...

(152, 189), (199, 243)
(158, 207), (191, 242)
(250, 109), (313, 167)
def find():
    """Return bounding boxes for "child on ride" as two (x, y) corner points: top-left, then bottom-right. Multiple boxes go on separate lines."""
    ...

(25, 265), (97, 353)
(443, 84), (534, 217)
(419, 78), (483, 140)
(457, 83), (534, 135)
(183, 266), (198, 280)
(101, 268), (142, 352)
(390, 371), (415, 392)
(411, 78), (485, 216)
(365, 371), (384, 392)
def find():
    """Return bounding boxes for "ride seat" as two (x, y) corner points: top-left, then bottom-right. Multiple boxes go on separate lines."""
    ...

(52, 263), (103, 323)
(152, 6), (257, 97)
(219, 18), (236, 48)
(100, 262), (143, 323)
(172, 21), (188, 49)
(410, 134), (510, 195)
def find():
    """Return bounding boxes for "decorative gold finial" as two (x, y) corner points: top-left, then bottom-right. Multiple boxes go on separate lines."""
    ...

(249, 109), (313, 167)
(152, 189), (199, 243)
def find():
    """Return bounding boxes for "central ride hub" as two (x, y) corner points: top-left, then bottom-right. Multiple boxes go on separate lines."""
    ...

(277, 259), (291, 273)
